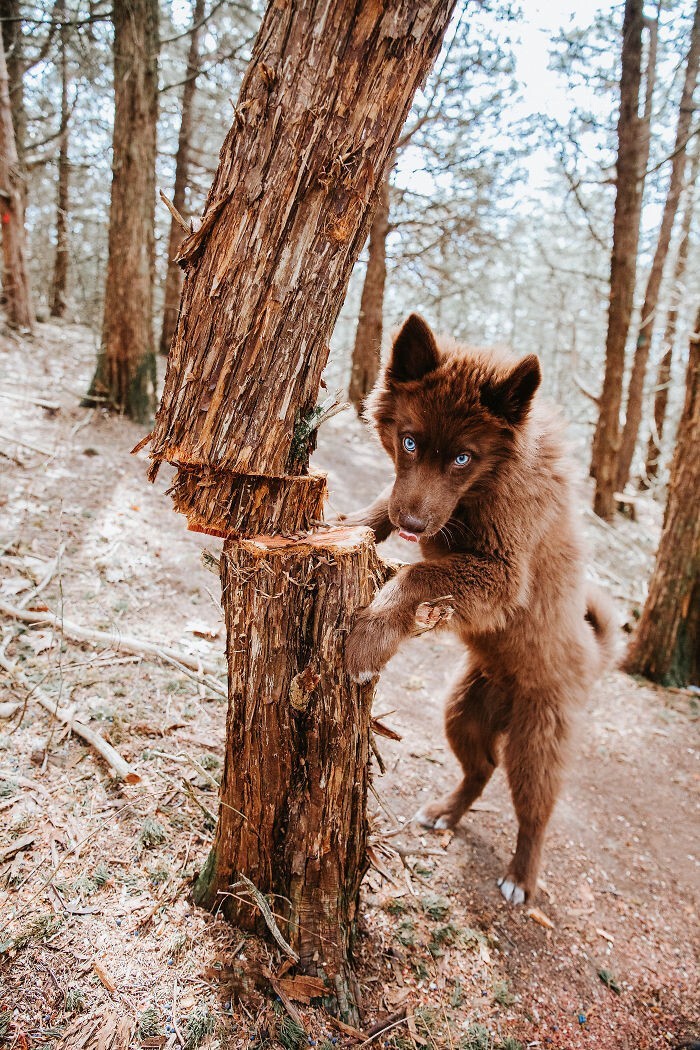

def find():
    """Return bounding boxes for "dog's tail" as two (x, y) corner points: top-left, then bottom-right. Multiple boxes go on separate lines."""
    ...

(585, 585), (618, 674)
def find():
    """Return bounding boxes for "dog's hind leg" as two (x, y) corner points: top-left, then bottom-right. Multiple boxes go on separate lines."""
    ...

(415, 669), (505, 830)
(500, 694), (569, 905)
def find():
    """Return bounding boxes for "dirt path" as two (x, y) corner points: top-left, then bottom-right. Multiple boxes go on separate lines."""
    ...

(0, 323), (698, 1049)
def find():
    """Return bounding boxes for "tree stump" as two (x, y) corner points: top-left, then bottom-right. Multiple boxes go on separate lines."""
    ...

(194, 528), (385, 1015)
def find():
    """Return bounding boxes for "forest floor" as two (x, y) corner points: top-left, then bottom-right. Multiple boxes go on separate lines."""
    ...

(0, 321), (698, 1050)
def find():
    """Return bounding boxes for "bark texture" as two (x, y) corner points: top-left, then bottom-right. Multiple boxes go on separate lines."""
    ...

(193, 529), (385, 1015)
(49, 0), (70, 318)
(158, 0), (205, 356)
(86, 0), (158, 422)
(590, 0), (645, 518)
(348, 172), (390, 413)
(642, 146), (699, 486)
(166, 467), (327, 537)
(149, 0), (457, 486)
(0, 31), (33, 330)
(624, 307), (700, 686)
(616, 0), (700, 492)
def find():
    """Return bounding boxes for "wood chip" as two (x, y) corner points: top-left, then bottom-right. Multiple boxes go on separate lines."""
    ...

(92, 959), (117, 992)
(526, 906), (555, 930)
(596, 926), (615, 943)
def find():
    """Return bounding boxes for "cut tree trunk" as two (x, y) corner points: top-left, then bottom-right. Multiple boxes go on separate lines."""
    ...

(348, 171), (391, 413)
(85, 0), (158, 422)
(0, 30), (33, 330)
(193, 528), (385, 1012)
(590, 0), (645, 517)
(158, 0), (204, 356)
(50, 0), (70, 318)
(146, 0), (456, 1020)
(624, 306), (700, 686)
(616, 0), (700, 493)
(642, 145), (700, 487)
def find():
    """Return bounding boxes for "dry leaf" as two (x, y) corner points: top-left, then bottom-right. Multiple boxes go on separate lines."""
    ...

(277, 974), (327, 1004)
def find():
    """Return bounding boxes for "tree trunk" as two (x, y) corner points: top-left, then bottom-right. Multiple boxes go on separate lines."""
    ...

(146, 0), (456, 1019)
(641, 145), (700, 487)
(49, 0), (69, 318)
(0, 30), (33, 331)
(193, 529), (385, 1009)
(616, 0), (700, 493)
(158, 0), (204, 356)
(0, 0), (25, 170)
(590, 0), (645, 518)
(85, 0), (158, 422)
(348, 171), (390, 413)
(624, 306), (700, 686)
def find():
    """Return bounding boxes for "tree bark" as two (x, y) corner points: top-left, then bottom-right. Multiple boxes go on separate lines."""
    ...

(158, 0), (205, 356)
(49, 0), (70, 318)
(641, 145), (699, 487)
(348, 171), (390, 413)
(193, 528), (385, 1012)
(590, 0), (645, 518)
(85, 0), (158, 422)
(0, 29), (34, 330)
(616, 0), (700, 493)
(146, 0), (456, 1018)
(624, 306), (700, 686)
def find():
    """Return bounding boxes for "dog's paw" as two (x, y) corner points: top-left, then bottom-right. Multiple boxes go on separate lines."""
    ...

(497, 876), (526, 906)
(414, 802), (457, 830)
(344, 620), (383, 684)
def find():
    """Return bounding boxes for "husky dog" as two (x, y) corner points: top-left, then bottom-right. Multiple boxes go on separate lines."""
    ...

(343, 314), (616, 903)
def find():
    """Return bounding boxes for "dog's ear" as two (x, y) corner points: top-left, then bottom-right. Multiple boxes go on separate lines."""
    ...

(481, 354), (541, 425)
(387, 314), (440, 383)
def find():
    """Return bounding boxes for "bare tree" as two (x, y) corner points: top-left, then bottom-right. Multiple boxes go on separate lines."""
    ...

(642, 145), (700, 486)
(158, 0), (205, 356)
(590, 0), (645, 518)
(0, 30), (34, 330)
(85, 0), (159, 422)
(616, 0), (700, 492)
(347, 170), (390, 412)
(49, 0), (70, 317)
(624, 306), (700, 686)
(146, 0), (456, 1018)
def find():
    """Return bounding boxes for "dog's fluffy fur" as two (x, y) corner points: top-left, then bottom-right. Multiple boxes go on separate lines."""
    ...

(344, 314), (616, 903)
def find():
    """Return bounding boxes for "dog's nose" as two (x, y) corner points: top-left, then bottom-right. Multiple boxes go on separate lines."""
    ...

(398, 513), (427, 535)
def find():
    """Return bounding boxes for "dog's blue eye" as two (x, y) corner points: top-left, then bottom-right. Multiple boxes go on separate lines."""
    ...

(403, 436), (416, 453)
(454, 452), (471, 466)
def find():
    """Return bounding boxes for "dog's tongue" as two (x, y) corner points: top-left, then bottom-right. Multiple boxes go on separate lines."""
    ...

(398, 530), (420, 543)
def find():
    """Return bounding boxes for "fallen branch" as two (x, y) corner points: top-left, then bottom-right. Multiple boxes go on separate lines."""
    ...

(0, 430), (53, 456)
(0, 390), (61, 411)
(0, 653), (140, 783)
(0, 599), (223, 676)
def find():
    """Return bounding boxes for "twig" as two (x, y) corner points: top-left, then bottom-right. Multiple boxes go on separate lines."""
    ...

(0, 598), (223, 676)
(159, 188), (190, 234)
(0, 652), (140, 783)
(172, 979), (185, 1047)
(229, 874), (299, 962)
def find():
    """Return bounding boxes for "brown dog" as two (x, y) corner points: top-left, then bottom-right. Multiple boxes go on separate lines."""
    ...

(343, 314), (616, 903)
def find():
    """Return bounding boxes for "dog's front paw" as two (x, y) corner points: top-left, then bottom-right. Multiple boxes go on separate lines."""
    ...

(415, 799), (460, 830)
(497, 876), (527, 906)
(344, 616), (385, 684)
